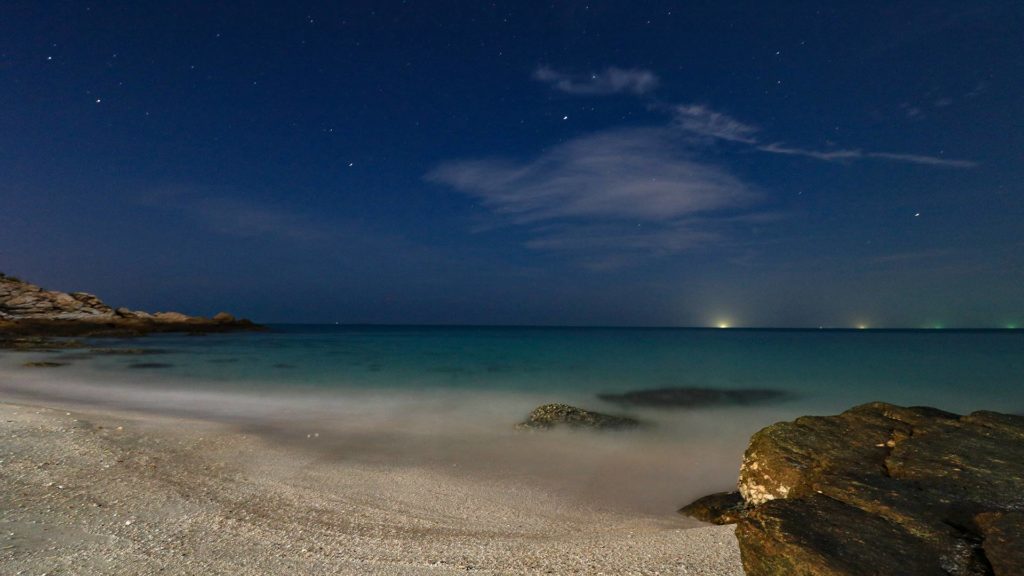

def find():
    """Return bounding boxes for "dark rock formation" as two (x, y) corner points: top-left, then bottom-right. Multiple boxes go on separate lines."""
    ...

(598, 387), (788, 408)
(0, 336), (84, 351)
(678, 491), (745, 525)
(23, 361), (68, 368)
(680, 402), (1024, 576)
(87, 348), (169, 356)
(0, 273), (261, 337)
(515, 403), (640, 431)
(127, 362), (174, 369)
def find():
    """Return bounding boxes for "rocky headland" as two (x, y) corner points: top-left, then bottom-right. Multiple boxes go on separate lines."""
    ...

(680, 402), (1024, 576)
(0, 272), (260, 338)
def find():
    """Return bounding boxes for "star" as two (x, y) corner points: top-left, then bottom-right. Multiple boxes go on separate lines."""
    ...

(914, 212), (920, 217)
(562, 115), (568, 120)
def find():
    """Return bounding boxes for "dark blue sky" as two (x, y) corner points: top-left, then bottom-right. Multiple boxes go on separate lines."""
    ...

(2, 1), (1022, 327)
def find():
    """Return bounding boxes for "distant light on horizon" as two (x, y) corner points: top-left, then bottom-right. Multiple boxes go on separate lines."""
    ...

(716, 321), (730, 329)
(856, 324), (869, 330)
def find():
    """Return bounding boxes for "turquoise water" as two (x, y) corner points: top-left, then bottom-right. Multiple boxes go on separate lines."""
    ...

(20, 325), (1022, 414)
(2, 326), (1022, 513)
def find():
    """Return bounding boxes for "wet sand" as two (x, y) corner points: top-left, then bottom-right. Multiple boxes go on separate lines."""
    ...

(0, 400), (743, 575)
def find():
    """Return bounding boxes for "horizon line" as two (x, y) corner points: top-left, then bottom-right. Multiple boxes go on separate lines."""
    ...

(256, 322), (1023, 332)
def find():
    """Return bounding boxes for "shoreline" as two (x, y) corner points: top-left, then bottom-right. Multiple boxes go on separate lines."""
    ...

(0, 398), (743, 575)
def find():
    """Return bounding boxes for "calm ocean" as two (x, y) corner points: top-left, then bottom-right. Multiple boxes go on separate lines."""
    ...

(3, 325), (1022, 513)
(12, 325), (1019, 410)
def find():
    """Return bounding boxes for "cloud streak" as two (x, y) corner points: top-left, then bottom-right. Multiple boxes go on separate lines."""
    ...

(755, 142), (978, 168)
(669, 105), (977, 168)
(533, 66), (659, 96)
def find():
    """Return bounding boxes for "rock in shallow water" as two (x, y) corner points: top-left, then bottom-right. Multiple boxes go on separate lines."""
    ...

(682, 402), (1024, 576)
(598, 387), (788, 408)
(22, 361), (68, 368)
(678, 491), (745, 525)
(515, 403), (640, 431)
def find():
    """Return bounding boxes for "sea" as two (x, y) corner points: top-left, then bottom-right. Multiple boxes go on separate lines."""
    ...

(2, 325), (1022, 514)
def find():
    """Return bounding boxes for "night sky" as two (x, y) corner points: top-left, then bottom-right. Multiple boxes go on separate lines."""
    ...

(2, 2), (1022, 327)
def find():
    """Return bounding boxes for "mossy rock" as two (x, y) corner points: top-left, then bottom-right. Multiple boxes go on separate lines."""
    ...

(516, 403), (640, 431)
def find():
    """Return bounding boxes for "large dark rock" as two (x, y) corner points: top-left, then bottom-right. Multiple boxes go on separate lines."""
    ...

(685, 402), (1024, 575)
(598, 386), (788, 408)
(975, 512), (1024, 576)
(515, 403), (640, 431)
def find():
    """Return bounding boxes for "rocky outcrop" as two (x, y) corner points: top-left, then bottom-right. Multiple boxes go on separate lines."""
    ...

(598, 387), (788, 408)
(0, 273), (260, 336)
(515, 403), (640, 431)
(680, 402), (1024, 575)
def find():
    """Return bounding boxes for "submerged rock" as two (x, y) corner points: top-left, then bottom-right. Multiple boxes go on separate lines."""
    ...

(598, 387), (788, 408)
(515, 403), (640, 431)
(87, 348), (169, 355)
(0, 336), (84, 351)
(23, 361), (68, 368)
(678, 491), (745, 525)
(127, 362), (174, 369)
(681, 402), (1024, 576)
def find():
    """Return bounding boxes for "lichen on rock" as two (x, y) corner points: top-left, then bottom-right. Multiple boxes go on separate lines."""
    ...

(515, 403), (640, 431)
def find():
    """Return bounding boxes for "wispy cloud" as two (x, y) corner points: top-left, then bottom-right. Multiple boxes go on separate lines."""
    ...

(534, 66), (659, 96)
(670, 104), (759, 143)
(428, 128), (764, 266)
(756, 142), (978, 168)
(670, 105), (977, 168)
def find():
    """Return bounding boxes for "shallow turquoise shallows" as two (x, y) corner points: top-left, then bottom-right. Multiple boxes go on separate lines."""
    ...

(26, 325), (1024, 416)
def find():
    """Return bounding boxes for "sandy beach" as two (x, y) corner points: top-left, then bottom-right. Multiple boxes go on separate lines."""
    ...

(0, 400), (743, 575)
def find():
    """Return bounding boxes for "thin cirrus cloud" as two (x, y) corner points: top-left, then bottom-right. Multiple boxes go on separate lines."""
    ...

(533, 66), (975, 168)
(754, 143), (978, 168)
(669, 105), (977, 168)
(427, 127), (764, 265)
(533, 66), (660, 96)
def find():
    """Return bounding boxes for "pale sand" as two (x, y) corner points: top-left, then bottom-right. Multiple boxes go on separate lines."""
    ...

(0, 401), (743, 575)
